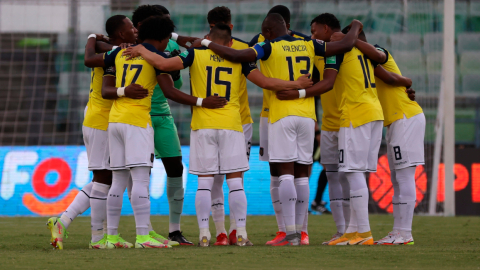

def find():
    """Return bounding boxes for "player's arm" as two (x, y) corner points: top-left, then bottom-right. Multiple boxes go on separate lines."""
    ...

(173, 33), (199, 49)
(101, 67), (148, 100)
(122, 45), (184, 71)
(247, 70), (313, 91)
(374, 65), (412, 88)
(354, 40), (387, 64)
(191, 39), (258, 63)
(84, 35), (113, 68)
(323, 20), (363, 57)
(157, 74), (227, 108)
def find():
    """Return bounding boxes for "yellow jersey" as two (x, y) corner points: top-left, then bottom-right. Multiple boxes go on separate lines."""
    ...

(374, 45), (423, 126)
(103, 43), (168, 128)
(178, 47), (257, 132)
(313, 56), (341, 132)
(252, 35), (327, 123)
(232, 37), (253, 125)
(83, 67), (113, 130)
(331, 47), (384, 128)
(249, 30), (311, 118)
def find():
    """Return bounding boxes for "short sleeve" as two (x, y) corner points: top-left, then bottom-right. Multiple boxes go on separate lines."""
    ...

(374, 44), (389, 66)
(241, 61), (258, 77)
(178, 48), (195, 68)
(103, 47), (121, 68)
(103, 66), (116, 77)
(248, 33), (260, 47)
(324, 53), (344, 72)
(311, 39), (327, 57)
(252, 41), (272, 61)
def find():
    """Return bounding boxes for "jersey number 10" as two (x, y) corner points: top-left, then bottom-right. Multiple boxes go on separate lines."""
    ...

(357, 56), (376, 89)
(206, 66), (233, 101)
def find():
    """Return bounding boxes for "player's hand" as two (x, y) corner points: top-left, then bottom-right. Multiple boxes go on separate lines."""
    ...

(202, 96), (228, 108)
(177, 36), (199, 49)
(406, 88), (416, 101)
(405, 77), (413, 89)
(125, 84), (148, 99)
(330, 32), (346, 42)
(123, 45), (145, 60)
(95, 34), (109, 43)
(192, 38), (204, 48)
(296, 74), (313, 89)
(276, 90), (301, 100)
(349, 19), (363, 33)
(120, 43), (134, 50)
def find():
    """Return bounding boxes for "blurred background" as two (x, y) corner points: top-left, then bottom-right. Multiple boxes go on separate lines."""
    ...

(0, 0), (479, 216)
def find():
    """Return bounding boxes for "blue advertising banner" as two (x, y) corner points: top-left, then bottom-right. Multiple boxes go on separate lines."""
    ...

(0, 146), (327, 216)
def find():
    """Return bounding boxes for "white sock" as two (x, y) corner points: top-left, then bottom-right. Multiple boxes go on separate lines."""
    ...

(196, 177), (214, 240)
(167, 176), (184, 233)
(391, 170), (401, 232)
(61, 181), (93, 229)
(107, 170), (129, 235)
(294, 177), (309, 233)
(227, 177), (247, 238)
(270, 176), (285, 232)
(339, 172), (351, 230)
(396, 166), (417, 238)
(302, 209), (308, 233)
(346, 172), (370, 233)
(279, 174), (296, 235)
(130, 167), (151, 236)
(211, 174), (226, 236)
(90, 182), (110, 242)
(345, 198), (358, 234)
(228, 195), (237, 234)
(126, 175), (133, 200)
(325, 165), (345, 234)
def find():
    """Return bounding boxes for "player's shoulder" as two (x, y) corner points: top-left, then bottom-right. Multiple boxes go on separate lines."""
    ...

(270, 34), (299, 43)
(248, 33), (263, 47)
(290, 30), (311, 40)
(232, 36), (249, 45)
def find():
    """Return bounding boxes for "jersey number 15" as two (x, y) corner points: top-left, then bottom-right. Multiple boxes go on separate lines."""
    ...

(206, 66), (233, 101)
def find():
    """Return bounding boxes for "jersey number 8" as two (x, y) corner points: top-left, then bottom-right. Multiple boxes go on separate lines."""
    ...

(206, 66), (233, 101)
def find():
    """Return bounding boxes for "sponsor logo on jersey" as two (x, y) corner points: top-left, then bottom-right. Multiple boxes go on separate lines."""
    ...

(180, 50), (189, 58)
(315, 39), (325, 45)
(257, 42), (266, 46)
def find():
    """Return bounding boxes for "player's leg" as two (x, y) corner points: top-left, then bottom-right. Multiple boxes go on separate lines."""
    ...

(218, 129), (251, 246)
(89, 169), (112, 249)
(385, 113), (425, 245)
(151, 116), (191, 245)
(105, 123), (134, 248)
(319, 131), (346, 245)
(189, 129), (220, 247)
(211, 174), (228, 245)
(269, 116), (307, 246)
(347, 120), (383, 245)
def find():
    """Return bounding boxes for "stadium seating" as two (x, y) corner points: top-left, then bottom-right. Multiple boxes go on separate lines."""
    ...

(389, 33), (422, 51)
(393, 51), (425, 72)
(459, 52), (480, 74)
(435, 1), (468, 35)
(426, 52), (442, 72)
(423, 32), (443, 52)
(238, 2), (271, 33)
(404, 72), (427, 93)
(457, 33), (480, 53)
(462, 74), (480, 94)
(172, 2), (208, 34)
(407, 1), (435, 34)
(371, 1), (403, 33)
(470, 1), (480, 31)
(337, 1), (371, 31)
(301, 1), (338, 32)
(365, 32), (388, 47)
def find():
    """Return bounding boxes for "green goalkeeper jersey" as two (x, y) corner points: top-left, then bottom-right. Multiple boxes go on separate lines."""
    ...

(151, 39), (183, 116)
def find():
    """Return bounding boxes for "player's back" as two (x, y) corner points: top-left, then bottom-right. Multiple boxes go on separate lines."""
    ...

(256, 35), (317, 124)
(334, 47), (384, 128)
(104, 43), (164, 128)
(181, 47), (255, 132)
(374, 45), (423, 126)
(84, 67), (113, 130)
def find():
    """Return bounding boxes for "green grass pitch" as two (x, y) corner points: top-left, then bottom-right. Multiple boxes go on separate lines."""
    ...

(0, 215), (479, 269)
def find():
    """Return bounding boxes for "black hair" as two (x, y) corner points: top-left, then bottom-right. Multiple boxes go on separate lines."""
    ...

(209, 23), (232, 43)
(138, 16), (175, 42)
(207, 6), (231, 24)
(268, 5), (290, 24)
(263, 13), (285, 28)
(152, 5), (170, 15)
(132, 5), (163, 27)
(106, 15), (127, 38)
(311, 13), (341, 31)
(341, 26), (366, 41)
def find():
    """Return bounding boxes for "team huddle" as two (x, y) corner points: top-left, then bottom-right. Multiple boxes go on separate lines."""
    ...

(46, 4), (425, 249)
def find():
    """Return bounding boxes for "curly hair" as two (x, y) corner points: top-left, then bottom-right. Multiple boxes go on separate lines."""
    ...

(311, 13), (341, 31)
(138, 15), (175, 42)
(208, 6), (231, 24)
(152, 5), (170, 15)
(132, 5), (163, 27)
